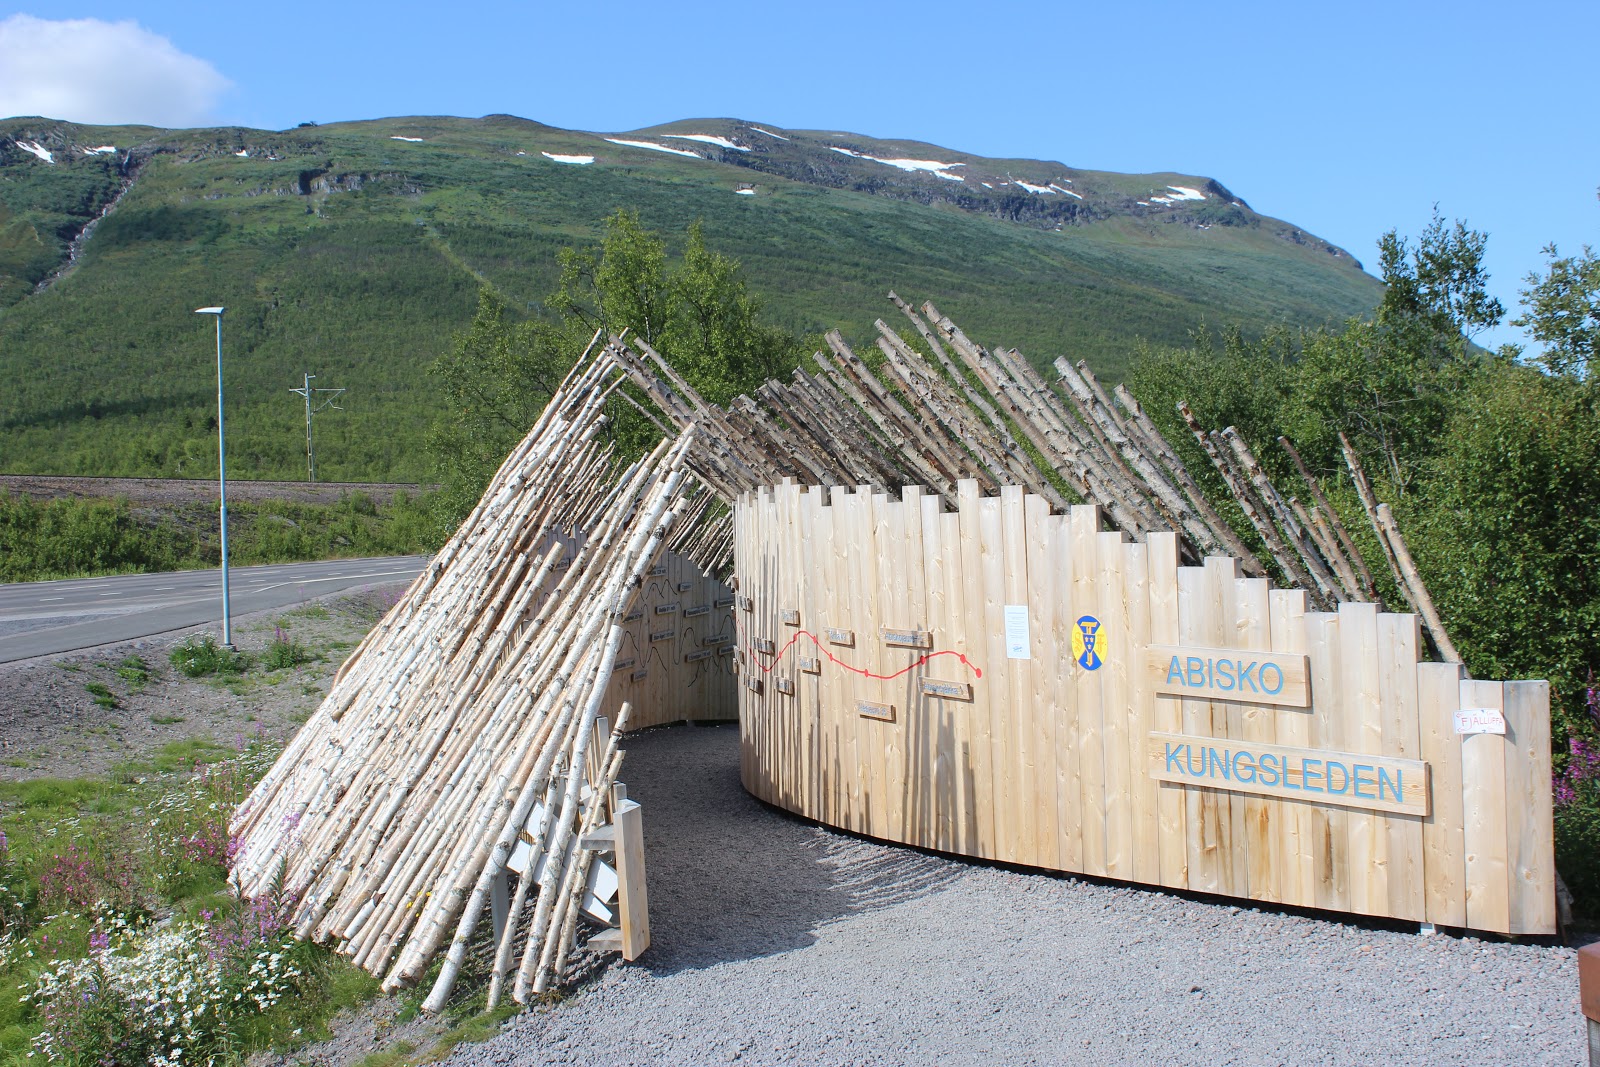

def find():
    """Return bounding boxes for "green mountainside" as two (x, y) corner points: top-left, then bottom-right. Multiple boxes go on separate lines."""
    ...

(0, 114), (1379, 482)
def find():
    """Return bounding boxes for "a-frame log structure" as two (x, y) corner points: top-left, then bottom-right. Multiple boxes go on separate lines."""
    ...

(231, 297), (1555, 1015)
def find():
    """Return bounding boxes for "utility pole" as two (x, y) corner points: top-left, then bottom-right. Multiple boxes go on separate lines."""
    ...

(288, 373), (345, 483)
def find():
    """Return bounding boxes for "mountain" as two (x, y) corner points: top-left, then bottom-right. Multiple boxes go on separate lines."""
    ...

(0, 114), (1379, 483)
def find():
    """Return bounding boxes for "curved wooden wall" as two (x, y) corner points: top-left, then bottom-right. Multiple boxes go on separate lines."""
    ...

(733, 480), (1555, 936)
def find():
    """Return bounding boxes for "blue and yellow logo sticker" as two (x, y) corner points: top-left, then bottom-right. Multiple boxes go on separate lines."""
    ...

(1072, 615), (1103, 671)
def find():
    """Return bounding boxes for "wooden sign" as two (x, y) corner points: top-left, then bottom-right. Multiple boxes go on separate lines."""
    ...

(717, 644), (735, 657)
(881, 627), (932, 649)
(648, 565), (667, 577)
(649, 628), (674, 643)
(857, 700), (895, 722)
(685, 649), (712, 662)
(921, 678), (973, 701)
(684, 604), (709, 618)
(714, 595), (735, 608)
(753, 638), (775, 655)
(780, 609), (801, 626)
(623, 610), (643, 623)
(1146, 732), (1429, 816)
(654, 603), (679, 615)
(1144, 645), (1310, 708)
(676, 581), (694, 592)
(612, 658), (635, 672)
(825, 627), (854, 647)
(739, 595), (755, 612)
(630, 668), (648, 682)
(743, 674), (763, 694)
(776, 677), (795, 695)
(798, 656), (821, 674)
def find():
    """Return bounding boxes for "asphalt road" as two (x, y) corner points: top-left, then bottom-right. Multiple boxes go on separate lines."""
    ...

(0, 556), (428, 664)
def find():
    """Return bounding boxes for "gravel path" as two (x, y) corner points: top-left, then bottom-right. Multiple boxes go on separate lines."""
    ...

(446, 724), (1586, 1067)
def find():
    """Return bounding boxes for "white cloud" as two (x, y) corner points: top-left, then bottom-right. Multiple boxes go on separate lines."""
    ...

(0, 15), (230, 127)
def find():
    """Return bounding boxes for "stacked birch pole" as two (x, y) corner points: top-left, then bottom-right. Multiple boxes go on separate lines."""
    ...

(229, 343), (711, 1008)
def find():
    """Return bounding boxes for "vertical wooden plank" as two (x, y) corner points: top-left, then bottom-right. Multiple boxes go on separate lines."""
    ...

(1124, 539), (1158, 886)
(1147, 533), (1186, 889)
(1269, 589), (1312, 908)
(1024, 493), (1061, 871)
(955, 480), (995, 858)
(979, 494), (1017, 863)
(1460, 678), (1510, 934)
(1504, 680), (1555, 934)
(898, 485), (930, 850)
(860, 488), (889, 841)
(1051, 512), (1083, 872)
(1097, 529), (1133, 880)
(1177, 565), (1220, 893)
(1377, 612), (1425, 922)
(613, 797), (650, 961)
(1338, 601), (1384, 917)
(943, 505), (979, 856)
(1001, 486), (1036, 866)
(920, 492), (957, 854)
(873, 490), (904, 843)
(1304, 611), (1349, 913)
(828, 485), (856, 832)
(798, 486), (823, 820)
(1071, 505), (1107, 877)
(1417, 660), (1467, 928)
(1203, 556), (1242, 897)
(1236, 576), (1277, 904)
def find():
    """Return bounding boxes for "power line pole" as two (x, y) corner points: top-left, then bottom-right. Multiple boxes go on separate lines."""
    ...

(288, 373), (345, 483)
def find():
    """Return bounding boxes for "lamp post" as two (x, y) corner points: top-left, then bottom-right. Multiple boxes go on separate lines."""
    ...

(195, 306), (232, 649)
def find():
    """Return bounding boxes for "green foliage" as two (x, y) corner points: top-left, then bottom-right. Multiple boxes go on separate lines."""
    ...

(82, 683), (118, 710)
(168, 634), (249, 678)
(262, 626), (314, 670)
(1515, 243), (1600, 381)
(1376, 208), (1504, 342)
(0, 494), (183, 581)
(428, 210), (806, 528)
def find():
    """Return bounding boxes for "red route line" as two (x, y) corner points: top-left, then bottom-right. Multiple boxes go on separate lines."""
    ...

(746, 628), (982, 681)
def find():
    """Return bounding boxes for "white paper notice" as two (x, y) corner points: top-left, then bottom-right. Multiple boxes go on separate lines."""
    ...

(1004, 604), (1031, 660)
(1453, 707), (1507, 736)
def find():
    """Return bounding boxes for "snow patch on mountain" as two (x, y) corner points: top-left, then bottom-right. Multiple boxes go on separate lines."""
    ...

(605, 138), (702, 159)
(664, 134), (749, 152)
(390, 136), (424, 143)
(747, 126), (789, 141)
(14, 140), (53, 163)
(541, 152), (595, 165)
(827, 146), (966, 177)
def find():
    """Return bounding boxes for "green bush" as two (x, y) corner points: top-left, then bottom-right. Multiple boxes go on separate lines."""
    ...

(168, 634), (248, 678)
(262, 626), (313, 671)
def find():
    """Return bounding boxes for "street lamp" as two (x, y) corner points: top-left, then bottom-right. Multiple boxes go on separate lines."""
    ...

(195, 306), (233, 649)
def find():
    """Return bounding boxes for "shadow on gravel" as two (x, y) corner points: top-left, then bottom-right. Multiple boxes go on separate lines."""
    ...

(624, 722), (963, 977)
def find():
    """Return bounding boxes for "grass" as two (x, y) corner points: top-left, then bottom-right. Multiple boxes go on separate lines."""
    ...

(82, 681), (118, 709)
(0, 115), (1378, 485)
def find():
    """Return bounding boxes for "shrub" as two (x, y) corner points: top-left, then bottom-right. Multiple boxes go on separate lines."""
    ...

(169, 634), (248, 678)
(262, 626), (313, 671)
(1554, 682), (1600, 918)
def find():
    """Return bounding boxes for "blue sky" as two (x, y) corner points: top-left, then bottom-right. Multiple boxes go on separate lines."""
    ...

(4, 1), (1595, 350)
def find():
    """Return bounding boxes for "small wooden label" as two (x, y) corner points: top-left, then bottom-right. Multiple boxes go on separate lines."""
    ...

(714, 595), (735, 608)
(776, 677), (795, 695)
(825, 627), (854, 647)
(921, 678), (973, 701)
(684, 604), (709, 618)
(780, 609), (801, 626)
(753, 638), (775, 655)
(648, 565), (667, 577)
(1146, 732), (1429, 816)
(857, 700), (895, 722)
(654, 603), (679, 615)
(630, 668), (648, 682)
(612, 658), (635, 672)
(798, 656), (821, 674)
(1145, 645), (1311, 708)
(685, 649), (712, 662)
(1454, 708), (1506, 735)
(622, 610), (643, 623)
(882, 627), (932, 649)
(676, 581), (693, 593)
(718, 645), (736, 657)
(743, 674), (763, 694)
(649, 628), (675, 643)
(739, 595), (755, 612)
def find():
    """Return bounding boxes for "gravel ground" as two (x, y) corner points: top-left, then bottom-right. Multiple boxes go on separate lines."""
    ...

(442, 724), (1588, 1067)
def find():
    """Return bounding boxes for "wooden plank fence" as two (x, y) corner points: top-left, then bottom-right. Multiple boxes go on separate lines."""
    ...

(608, 547), (737, 729)
(734, 479), (1556, 935)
